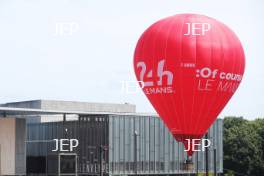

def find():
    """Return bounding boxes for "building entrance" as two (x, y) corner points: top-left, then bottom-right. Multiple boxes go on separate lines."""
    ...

(59, 153), (78, 176)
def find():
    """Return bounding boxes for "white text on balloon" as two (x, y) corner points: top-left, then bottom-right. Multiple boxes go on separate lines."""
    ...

(184, 23), (211, 35)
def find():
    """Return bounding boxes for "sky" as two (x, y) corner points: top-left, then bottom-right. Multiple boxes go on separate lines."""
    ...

(0, 0), (263, 119)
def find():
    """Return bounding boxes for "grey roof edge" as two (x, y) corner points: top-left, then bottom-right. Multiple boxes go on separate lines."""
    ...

(0, 107), (224, 121)
(0, 107), (157, 117)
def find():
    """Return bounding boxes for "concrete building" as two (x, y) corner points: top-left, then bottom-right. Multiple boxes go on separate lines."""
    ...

(0, 100), (223, 175)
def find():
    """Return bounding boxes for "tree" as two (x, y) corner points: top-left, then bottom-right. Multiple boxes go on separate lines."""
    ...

(223, 117), (264, 176)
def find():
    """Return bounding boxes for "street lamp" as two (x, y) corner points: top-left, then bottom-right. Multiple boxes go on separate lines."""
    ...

(100, 145), (108, 176)
(134, 130), (139, 176)
(205, 133), (209, 176)
(214, 147), (217, 176)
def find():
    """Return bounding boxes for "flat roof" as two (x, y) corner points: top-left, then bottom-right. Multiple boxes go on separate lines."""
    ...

(0, 107), (158, 117)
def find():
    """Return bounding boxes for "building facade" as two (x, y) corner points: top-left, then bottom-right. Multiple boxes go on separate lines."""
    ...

(27, 114), (223, 175)
(0, 100), (223, 175)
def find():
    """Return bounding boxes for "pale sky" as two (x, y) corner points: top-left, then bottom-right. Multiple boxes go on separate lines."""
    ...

(0, 0), (263, 120)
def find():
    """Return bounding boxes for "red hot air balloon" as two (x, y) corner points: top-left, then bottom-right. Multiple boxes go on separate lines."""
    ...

(134, 14), (245, 156)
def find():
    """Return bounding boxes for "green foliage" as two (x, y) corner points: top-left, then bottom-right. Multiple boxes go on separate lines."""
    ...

(224, 170), (235, 176)
(223, 117), (264, 176)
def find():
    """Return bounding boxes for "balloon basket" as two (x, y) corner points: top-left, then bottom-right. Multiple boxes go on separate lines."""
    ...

(184, 159), (194, 171)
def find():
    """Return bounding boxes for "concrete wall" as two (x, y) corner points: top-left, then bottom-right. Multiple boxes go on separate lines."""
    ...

(0, 99), (136, 113)
(0, 118), (26, 175)
(0, 118), (16, 175)
(2, 100), (41, 109)
(40, 100), (136, 113)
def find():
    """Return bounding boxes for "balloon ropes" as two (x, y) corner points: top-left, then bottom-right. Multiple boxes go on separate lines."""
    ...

(133, 14), (245, 156)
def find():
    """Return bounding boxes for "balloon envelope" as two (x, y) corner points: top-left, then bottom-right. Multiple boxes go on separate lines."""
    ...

(134, 14), (245, 156)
